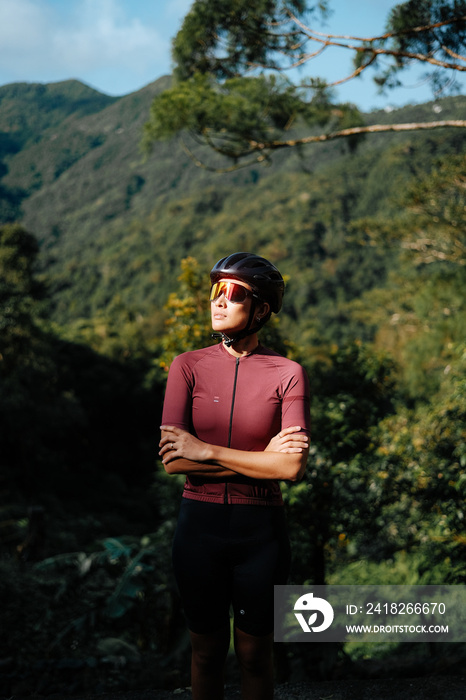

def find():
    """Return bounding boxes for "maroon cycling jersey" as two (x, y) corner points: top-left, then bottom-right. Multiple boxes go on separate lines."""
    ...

(161, 342), (311, 505)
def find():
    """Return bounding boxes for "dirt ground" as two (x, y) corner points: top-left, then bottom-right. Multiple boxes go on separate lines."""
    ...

(3, 644), (465, 699)
(3, 675), (465, 700)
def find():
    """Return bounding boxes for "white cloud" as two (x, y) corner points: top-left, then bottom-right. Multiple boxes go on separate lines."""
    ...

(0, 0), (56, 67)
(54, 0), (165, 72)
(0, 0), (171, 93)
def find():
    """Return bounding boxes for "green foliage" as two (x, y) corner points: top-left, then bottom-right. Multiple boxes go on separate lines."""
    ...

(171, 0), (325, 80)
(373, 344), (466, 561)
(284, 342), (466, 587)
(0, 224), (44, 370)
(0, 226), (173, 694)
(356, 154), (466, 268)
(283, 342), (397, 584)
(0, 223), (39, 289)
(0, 81), (117, 145)
(171, 0), (464, 96)
(2, 78), (464, 329)
(158, 256), (214, 370)
(144, 1), (466, 166)
(0, 525), (186, 692)
(144, 71), (364, 162)
(377, 1), (466, 94)
(309, 343), (397, 461)
(399, 153), (466, 266)
(347, 154), (466, 398)
(0, 226), (164, 551)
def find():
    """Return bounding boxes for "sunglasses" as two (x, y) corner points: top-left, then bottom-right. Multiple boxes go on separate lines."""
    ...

(210, 281), (255, 304)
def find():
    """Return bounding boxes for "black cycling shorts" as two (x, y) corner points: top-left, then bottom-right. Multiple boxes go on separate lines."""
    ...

(172, 498), (291, 636)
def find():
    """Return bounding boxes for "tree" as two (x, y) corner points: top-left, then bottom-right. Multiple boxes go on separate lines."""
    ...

(0, 224), (164, 512)
(158, 256), (213, 371)
(396, 154), (466, 267)
(346, 153), (466, 396)
(144, 0), (466, 169)
(282, 342), (397, 582)
(0, 224), (45, 372)
(362, 343), (466, 582)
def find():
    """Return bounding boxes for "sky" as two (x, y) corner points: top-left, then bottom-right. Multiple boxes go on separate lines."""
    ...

(0, 0), (464, 112)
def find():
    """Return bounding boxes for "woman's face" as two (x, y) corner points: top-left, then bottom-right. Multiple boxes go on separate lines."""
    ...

(210, 278), (255, 336)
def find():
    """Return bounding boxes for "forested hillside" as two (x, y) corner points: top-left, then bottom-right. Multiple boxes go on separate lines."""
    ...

(1, 79), (465, 336)
(0, 78), (465, 695)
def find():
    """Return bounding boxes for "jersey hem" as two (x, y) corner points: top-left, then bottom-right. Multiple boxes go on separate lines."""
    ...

(181, 492), (284, 506)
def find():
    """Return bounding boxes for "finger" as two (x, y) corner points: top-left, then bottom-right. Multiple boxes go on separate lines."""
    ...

(159, 436), (175, 449)
(282, 436), (308, 446)
(279, 426), (303, 437)
(161, 450), (177, 465)
(159, 439), (177, 454)
(160, 443), (178, 460)
(281, 442), (308, 452)
(160, 425), (181, 434)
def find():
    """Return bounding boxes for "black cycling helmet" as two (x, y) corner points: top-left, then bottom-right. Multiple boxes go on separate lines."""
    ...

(210, 252), (285, 313)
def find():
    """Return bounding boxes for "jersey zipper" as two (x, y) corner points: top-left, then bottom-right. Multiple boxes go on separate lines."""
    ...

(225, 357), (240, 504)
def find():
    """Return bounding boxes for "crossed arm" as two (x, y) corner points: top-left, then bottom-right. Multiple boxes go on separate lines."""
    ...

(159, 425), (309, 483)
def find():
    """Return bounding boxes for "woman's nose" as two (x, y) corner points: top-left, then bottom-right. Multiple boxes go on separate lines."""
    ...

(214, 293), (227, 307)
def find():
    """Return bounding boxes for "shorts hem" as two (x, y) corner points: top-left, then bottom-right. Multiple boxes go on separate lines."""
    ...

(233, 621), (274, 637)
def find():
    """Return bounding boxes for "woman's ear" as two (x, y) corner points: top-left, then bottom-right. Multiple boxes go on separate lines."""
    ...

(256, 301), (270, 321)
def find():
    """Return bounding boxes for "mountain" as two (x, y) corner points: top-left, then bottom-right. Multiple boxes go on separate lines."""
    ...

(0, 77), (465, 333)
(0, 79), (117, 149)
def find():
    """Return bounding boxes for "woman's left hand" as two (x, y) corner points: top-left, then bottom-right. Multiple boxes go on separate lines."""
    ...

(265, 426), (309, 454)
(159, 426), (211, 465)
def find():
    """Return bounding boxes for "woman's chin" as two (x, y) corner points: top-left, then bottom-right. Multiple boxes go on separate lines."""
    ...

(212, 324), (243, 336)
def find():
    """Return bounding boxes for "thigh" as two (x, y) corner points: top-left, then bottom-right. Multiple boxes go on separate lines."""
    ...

(172, 499), (232, 634)
(231, 506), (291, 636)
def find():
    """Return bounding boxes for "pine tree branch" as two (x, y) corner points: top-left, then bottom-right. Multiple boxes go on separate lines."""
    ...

(286, 12), (466, 73)
(183, 120), (466, 170)
(288, 11), (466, 46)
(247, 120), (466, 152)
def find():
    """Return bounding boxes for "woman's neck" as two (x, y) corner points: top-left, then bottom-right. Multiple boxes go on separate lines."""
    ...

(223, 333), (259, 357)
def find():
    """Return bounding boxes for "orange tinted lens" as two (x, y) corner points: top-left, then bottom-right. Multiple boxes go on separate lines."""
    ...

(210, 281), (249, 303)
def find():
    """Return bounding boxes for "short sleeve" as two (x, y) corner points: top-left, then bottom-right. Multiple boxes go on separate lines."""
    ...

(280, 364), (311, 437)
(161, 354), (194, 431)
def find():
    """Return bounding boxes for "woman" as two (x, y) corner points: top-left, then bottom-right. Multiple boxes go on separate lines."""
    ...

(159, 252), (310, 700)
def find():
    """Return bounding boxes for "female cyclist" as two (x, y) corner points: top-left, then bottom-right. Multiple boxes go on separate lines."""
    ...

(159, 252), (310, 700)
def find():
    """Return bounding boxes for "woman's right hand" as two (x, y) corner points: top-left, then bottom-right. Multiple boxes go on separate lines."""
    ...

(265, 426), (309, 454)
(159, 425), (213, 465)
